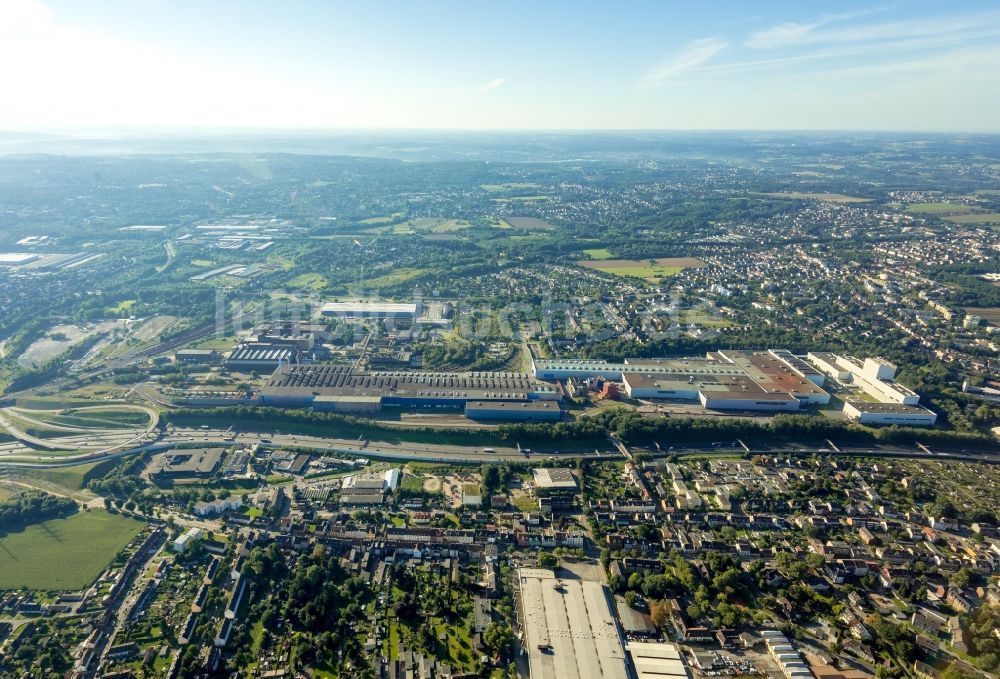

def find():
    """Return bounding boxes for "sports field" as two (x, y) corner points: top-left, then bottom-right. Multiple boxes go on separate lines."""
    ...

(0, 510), (144, 590)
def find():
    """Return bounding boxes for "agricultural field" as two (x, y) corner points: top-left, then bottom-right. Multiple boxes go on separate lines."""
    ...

(0, 509), (144, 591)
(363, 217), (470, 235)
(355, 267), (430, 290)
(965, 307), (1000, 324)
(943, 212), (1000, 224)
(577, 257), (705, 282)
(759, 192), (870, 203)
(502, 216), (554, 230)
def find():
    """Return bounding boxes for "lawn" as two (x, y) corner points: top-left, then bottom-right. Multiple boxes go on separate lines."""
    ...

(0, 510), (144, 590)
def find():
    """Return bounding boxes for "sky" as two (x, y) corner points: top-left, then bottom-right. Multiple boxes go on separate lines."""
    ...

(1, 0), (999, 133)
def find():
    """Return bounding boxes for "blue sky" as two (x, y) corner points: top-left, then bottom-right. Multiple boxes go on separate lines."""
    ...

(2, 0), (999, 131)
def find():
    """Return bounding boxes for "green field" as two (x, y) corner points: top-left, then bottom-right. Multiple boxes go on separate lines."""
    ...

(944, 213), (1000, 224)
(13, 457), (120, 493)
(0, 510), (144, 590)
(904, 202), (974, 213)
(286, 272), (327, 290)
(106, 299), (136, 314)
(577, 258), (692, 282)
(581, 248), (614, 260)
(354, 267), (430, 289)
(759, 192), (870, 203)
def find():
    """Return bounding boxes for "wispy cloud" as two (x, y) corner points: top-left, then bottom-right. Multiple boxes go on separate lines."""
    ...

(473, 77), (506, 93)
(746, 9), (1000, 50)
(641, 37), (727, 87)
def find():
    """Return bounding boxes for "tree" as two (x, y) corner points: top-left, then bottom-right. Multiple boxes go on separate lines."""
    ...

(537, 552), (559, 569)
(483, 622), (514, 655)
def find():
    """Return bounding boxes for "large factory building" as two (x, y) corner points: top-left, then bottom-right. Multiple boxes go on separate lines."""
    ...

(259, 364), (560, 415)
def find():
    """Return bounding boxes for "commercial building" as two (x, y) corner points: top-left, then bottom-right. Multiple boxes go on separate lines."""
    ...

(532, 468), (579, 491)
(148, 449), (224, 481)
(807, 354), (919, 404)
(807, 353), (936, 425)
(321, 301), (419, 321)
(540, 349), (828, 412)
(517, 568), (629, 679)
(259, 364), (559, 416)
(244, 321), (329, 351)
(627, 641), (690, 679)
(843, 400), (937, 426)
(0, 252), (40, 266)
(464, 400), (561, 421)
(226, 343), (300, 371)
(175, 349), (220, 364)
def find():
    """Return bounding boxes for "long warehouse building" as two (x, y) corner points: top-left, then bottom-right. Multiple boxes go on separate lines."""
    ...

(518, 568), (629, 679)
(259, 364), (560, 414)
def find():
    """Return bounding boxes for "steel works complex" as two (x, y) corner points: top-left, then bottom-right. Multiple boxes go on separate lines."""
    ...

(245, 347), (937, 425)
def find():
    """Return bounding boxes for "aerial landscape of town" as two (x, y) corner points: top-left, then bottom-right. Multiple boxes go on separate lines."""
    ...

(2, 2), (1000, 679)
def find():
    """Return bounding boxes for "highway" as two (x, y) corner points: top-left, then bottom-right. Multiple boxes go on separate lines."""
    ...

(2, 409), (999, 471)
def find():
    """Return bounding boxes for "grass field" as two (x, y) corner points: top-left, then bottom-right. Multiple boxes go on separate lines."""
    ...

(286, 272), (327, 290)
(944, 213), (1000, 224)
(0, 510), (144, 591)
(759, 192), (870, 203)
(13, 457), (120, 493)
(106, 299), (136, 314)
(354, 267), (430, 290)
(581, 248), (614, 260)
(577, 257), (704, 282)
(905, 202), (972, 213)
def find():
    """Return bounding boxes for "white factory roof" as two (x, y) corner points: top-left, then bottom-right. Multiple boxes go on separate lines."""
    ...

(518, 568), (628, 679)
(627, 641), (689, 679)
(322, 301), (417, 314)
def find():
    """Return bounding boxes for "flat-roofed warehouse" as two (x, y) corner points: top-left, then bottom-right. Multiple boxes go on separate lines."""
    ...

(517, 568), (628, 679)
(627, 641), (690, 679)
(259, 364), (560, 414)
(465, 400), (561, 421)
(321, 301), (418, 320)
(532, 468), (579, 491)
